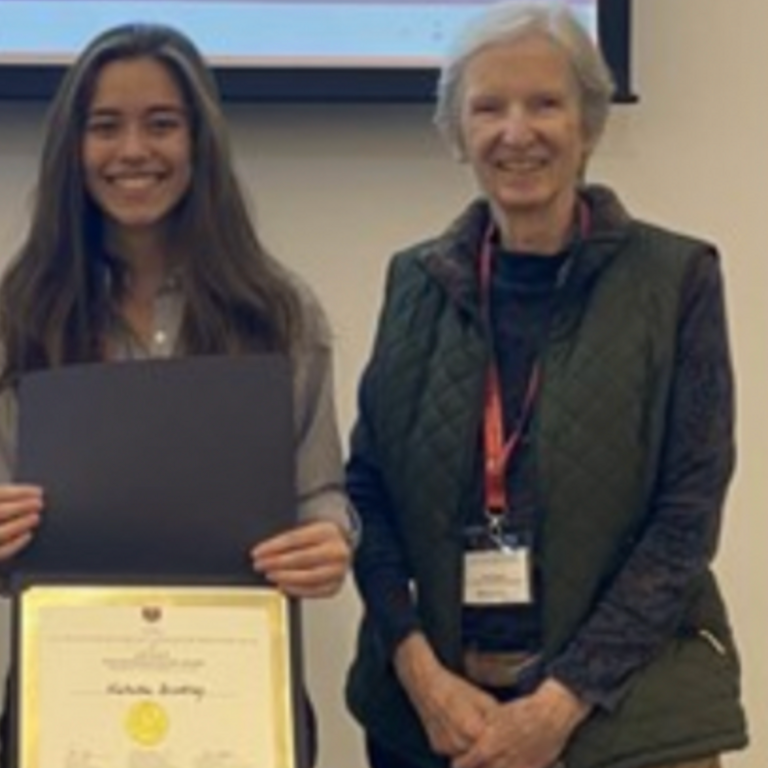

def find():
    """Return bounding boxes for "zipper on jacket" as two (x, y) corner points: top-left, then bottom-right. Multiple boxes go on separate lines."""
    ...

(699, 628), (728, 657)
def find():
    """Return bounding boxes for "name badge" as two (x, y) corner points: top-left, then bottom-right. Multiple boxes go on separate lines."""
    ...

(463, 547), (532, 606)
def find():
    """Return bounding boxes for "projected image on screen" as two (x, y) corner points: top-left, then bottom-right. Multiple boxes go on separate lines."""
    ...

(0, 0), (598, 68)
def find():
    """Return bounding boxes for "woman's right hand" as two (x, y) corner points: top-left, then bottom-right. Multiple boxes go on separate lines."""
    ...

(0, 484), (43, 561)
(394, 632), (498, 759)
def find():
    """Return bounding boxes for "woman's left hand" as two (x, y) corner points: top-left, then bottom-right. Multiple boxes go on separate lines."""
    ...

(250, 520), (352, 598)
(452, 678), (590, 768)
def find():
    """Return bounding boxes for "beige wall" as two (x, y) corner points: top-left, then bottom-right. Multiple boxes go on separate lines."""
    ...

(0, 0), (765, 766)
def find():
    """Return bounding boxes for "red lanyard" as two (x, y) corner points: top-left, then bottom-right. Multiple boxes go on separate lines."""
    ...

(479, 227), (540, 522)
(480, 201), (590, 522)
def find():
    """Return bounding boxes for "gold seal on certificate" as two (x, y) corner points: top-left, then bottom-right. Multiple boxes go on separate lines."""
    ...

(125, 700), (170, 746)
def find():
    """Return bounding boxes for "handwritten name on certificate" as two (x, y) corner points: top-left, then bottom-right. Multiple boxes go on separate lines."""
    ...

(18, 586), (296, 768)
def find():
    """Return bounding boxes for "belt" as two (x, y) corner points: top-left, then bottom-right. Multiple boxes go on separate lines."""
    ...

(463, 649), (539, 688)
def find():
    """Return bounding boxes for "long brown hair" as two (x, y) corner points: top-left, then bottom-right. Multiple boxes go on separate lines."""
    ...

(0, 23), (303, 389)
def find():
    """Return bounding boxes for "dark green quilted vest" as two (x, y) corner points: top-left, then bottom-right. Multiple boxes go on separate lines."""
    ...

(346, 196), (747, 768)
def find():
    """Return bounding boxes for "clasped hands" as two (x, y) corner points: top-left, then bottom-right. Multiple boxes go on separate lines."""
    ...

(395, 633), (590, 768)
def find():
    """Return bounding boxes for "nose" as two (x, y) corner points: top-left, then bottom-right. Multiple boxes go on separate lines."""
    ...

(500, 106), (534, 146)
(117, 122), (150, 160)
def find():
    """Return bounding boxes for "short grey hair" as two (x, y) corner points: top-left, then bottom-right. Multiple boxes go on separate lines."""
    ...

(434, 1), (615, 155)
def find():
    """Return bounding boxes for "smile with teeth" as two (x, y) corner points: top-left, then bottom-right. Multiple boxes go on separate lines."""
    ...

(108, 173), (165, 191)
(496, 158), (546, 173)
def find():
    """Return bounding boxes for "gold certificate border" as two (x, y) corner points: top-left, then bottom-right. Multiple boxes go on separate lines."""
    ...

(17, 584), (295, 768)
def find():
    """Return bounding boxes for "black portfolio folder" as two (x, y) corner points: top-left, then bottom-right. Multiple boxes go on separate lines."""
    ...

(11, 354), (295, 581)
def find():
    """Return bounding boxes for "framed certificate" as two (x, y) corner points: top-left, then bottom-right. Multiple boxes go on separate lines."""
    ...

(10, 583), (305, 768)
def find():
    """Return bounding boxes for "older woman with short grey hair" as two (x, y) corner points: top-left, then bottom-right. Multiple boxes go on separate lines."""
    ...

(344, 3), (748, 768)
(435, 3), (614, 157)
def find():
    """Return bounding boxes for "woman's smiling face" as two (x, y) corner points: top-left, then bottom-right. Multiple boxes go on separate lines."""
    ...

(458, 34), (592, 237)
(82, 56), (192, 242)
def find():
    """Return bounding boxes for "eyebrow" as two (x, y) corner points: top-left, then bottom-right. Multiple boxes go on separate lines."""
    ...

(86, 104), (187, 118)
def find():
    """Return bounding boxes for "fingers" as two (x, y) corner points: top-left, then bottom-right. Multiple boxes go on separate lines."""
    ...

(250, 521), (352, 598)
(438, 683), (496, 757)
(452, 684), (577, 768)
(410, 666), (497, 758)
(258, 563), (347, 598)
(0, 530), (36, 562)
(393, 634), (499, 759)
(0, 484), (44, 517)
(0, 484), (44, 562)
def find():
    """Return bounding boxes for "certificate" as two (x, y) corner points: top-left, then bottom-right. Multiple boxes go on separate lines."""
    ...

(13, 584), (301, 768)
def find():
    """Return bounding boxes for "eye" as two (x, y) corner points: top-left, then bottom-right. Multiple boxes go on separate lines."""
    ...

(530, 93), (565, 112)
(85, 116), (120, 138)
(468, 96), (503, 117)
(146, 111), (187, 136)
